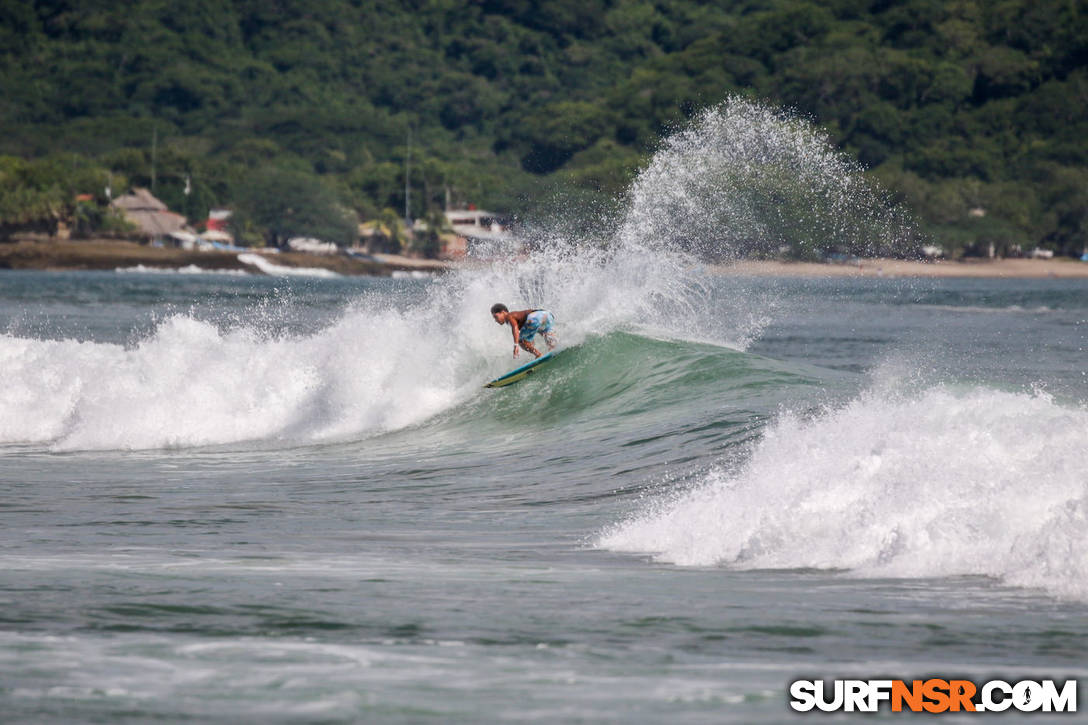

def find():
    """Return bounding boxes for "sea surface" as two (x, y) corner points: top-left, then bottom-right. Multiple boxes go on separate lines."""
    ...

(0, 261), (1085, 723)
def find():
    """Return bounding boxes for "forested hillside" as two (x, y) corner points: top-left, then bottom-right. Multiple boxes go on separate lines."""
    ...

(1, 0), (1085, 255)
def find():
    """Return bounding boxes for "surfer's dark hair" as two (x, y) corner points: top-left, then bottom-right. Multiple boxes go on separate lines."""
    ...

(490, 303), (508, 314)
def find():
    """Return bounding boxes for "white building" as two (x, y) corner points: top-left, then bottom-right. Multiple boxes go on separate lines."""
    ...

(444, 209), (516, 245)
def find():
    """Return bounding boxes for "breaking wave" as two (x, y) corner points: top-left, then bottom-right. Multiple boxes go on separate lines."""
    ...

(0, 242), (768, 451)
(598, 386), (1088, 601)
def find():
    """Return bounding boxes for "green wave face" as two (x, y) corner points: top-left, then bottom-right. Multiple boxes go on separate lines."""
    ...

(405, 332), (840, 472)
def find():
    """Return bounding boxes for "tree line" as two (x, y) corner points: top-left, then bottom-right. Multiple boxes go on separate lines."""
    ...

(0, 0), (1084, 257)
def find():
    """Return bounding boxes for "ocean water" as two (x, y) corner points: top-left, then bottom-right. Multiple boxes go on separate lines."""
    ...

(1, 263), (1085, 723)
(2, 100), (1086, 722)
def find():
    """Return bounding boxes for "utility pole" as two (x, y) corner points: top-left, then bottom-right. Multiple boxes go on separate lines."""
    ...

(151, 126), (158, 191)
(184, 173), (192, 222)
(404, 126), (412, 229)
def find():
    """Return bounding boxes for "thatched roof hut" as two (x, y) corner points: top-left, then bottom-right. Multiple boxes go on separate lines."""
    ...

(110, 188), (186, 240)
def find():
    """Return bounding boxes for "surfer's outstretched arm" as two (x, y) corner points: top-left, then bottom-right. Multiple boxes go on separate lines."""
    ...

(509, 320), (521, 357)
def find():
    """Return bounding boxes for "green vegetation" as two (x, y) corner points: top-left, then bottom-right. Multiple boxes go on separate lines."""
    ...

(230, 167), (357, 246)
(0, 0), (1085, 256)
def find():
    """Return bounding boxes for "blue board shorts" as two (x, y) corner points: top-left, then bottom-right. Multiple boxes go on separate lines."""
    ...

(519, 310), (555, 343)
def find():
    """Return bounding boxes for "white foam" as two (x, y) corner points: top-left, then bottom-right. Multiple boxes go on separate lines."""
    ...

(913, 304), (1056, 315)
(237, 252), (340, 278)
(0, 308), (468, 450)
(3, 101), (893, 451)
(598, 386), (1088, 600)
(115, 265), (250, 276)
(618, 97), (913, 258)
(1, 230), (757, 450)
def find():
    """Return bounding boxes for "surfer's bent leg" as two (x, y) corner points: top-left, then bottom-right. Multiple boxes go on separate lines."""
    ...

(538, 311), (557, 350)
(519, 338), (542, 358)
(518, 313), (544, 358)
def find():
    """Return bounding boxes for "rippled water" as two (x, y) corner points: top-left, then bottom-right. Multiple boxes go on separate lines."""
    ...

(3, 97), (1085, 722)
(1, 266), (1085, 723)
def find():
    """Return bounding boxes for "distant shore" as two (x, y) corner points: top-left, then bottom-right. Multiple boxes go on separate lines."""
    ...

(718, 257), (1088, 279)
(0, 239), (452, 276)
(2, 239), (1086, 279)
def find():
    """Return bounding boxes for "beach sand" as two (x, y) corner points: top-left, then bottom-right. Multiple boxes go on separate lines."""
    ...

(719, 257), (1088, 279)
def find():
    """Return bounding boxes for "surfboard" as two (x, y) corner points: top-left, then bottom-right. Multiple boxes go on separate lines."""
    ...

(485, 351), (557, 388)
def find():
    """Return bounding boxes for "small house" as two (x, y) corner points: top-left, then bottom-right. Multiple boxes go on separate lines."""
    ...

(110, 188), (187, 243)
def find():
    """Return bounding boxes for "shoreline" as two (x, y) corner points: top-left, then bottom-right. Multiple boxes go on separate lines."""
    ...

(717, 257), (1088, 279)
(1, 239), (1086, 279)
(0, 239), (452, 276)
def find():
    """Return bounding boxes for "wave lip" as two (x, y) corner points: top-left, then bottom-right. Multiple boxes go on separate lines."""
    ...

(598, 386), (1088, 601)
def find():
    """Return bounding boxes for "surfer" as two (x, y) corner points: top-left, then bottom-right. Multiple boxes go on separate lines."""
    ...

(490, 303), (557, 359)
